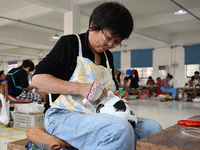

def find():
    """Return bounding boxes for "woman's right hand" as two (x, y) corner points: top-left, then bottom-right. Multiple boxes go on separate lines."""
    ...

(79, 82), (107, 101)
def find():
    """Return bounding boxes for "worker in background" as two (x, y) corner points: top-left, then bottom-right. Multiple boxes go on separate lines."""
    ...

(0, 70), (6, 79)
(6, 59), (42, 103)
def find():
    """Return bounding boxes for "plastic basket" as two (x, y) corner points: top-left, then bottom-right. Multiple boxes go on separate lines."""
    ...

(13, 112), (44, 130)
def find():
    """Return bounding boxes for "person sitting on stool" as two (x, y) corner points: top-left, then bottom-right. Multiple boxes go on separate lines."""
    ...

(188, 71), (200, 87)
(6, 59), (42, 103)
(160, 73), (177, 100)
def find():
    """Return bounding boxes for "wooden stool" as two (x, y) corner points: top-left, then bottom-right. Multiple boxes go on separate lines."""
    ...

(7, 138), (75, 150)
(7, 138), (29, 150)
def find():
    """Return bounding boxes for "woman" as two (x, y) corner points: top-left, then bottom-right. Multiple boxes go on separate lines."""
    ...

(125, 70), (140, 95)
(160, 73), (177, 99)
(146, 76), (155, 86)
(6, 59), (42, 103)
(32, 2), (162, 149)
(188, 71), (200, 87)
(146, 76), (155, 95)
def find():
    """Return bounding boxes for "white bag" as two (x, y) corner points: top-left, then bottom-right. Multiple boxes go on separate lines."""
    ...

(0, 93), (10, 125)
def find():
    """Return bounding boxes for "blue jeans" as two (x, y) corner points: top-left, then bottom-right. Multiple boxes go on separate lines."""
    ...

(44, 108), (162, 150)
(134, 118), (163, 147)
(161, 87), (177, 99)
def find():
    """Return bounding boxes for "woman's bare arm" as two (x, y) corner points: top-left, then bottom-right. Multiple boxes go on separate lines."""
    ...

(32, 74), (92, 98)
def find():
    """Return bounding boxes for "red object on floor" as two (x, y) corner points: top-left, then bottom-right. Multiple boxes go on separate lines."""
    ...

(146, 90), (151, 98)
(157, 87), (162, 96)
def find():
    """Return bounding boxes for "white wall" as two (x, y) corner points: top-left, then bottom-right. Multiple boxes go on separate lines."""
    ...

(121, 51), (131, 71)
(120, 46), (189, 87)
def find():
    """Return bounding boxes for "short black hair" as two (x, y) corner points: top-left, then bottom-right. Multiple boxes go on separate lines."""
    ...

(0, 70), (4, 76)
(124, 76), (129, 81)
(194, 71), (199, 75)
(22, 59), (34, 72)
(89, 2), (133, 40)
(156, 77), (161, 80)
(167, 73), (173, 79)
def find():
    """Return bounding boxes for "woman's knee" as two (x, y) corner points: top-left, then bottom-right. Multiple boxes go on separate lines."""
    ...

(97, 119), (135, 149)
(112, 119), (134, 138)
(111, 119), (135, 148)
(139, 119), (163, 133)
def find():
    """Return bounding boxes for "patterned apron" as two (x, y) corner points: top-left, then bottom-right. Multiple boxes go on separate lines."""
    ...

(50, 34), (116, 114)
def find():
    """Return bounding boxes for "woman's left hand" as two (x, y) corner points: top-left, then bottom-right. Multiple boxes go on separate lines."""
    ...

(114, 90), (129, 101)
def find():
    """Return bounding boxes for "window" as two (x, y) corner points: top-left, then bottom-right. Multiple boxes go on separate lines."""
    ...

(185, 64), (200, 78)
(131, 49), (153, 68)
(131, 49), (153, 78)
(184, 45), (200, 78)
(134, 67), (153, 79)
(8, 61), (18, 71)
(112, 52), (121, 69)
(184, 45), (200, 65)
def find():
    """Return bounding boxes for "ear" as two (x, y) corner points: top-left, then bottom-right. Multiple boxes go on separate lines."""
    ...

(89, 21), (97, 30)
(25, 67), (31, 73)
(90, 21), (94, 27)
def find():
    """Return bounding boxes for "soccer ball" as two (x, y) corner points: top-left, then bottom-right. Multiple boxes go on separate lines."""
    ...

(96, 91), (137, 127)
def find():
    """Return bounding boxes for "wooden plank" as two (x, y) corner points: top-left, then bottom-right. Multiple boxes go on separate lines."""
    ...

(158, 98), (168, 101)
(7, 138), (29, 150)
(136, 115), (200, 150)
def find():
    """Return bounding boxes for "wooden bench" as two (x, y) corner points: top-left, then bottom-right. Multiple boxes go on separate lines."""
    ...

(0, 80), (47, 109)
(0, 80), (31, 126)
(177, 87), (200, 101)
(0, 80), (24, 108)
(136, 115), (200, 150)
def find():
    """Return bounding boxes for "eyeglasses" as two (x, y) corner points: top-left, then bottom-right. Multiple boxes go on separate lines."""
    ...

(101, 30), (121, 48)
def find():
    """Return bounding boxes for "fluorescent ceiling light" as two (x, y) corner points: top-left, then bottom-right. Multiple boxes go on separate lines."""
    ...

(38, 52), (43, 57)
(53, 33), (60, 39)
(174, 9), (187, 15)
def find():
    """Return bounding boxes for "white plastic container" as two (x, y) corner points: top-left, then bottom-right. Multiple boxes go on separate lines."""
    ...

(13, 112), (44, 130)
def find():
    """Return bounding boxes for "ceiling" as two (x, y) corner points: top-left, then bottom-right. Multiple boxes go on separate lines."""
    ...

(0, 0), (200, 62)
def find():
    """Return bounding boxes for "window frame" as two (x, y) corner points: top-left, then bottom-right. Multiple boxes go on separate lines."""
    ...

(133, 67), (153, 79)
(8, 61), (18, 72)
(185, 64), (200, 78)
